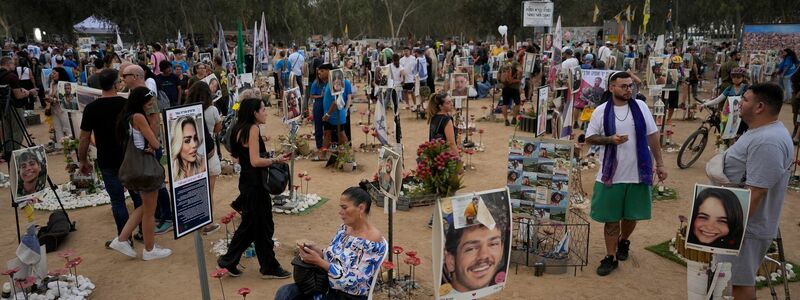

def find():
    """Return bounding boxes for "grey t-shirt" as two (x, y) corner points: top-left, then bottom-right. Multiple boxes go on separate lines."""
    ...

(723, 121), (793, 239)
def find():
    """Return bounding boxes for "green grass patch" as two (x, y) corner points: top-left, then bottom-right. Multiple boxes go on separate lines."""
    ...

(652, 186), (678, 201)
(293, 197), (329, 216)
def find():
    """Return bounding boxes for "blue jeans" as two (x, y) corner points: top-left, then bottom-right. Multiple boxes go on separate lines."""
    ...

(100, 168), (143, 235)
(313, 99), (324, 149)
(783, 75), (794, 102)
(476, 81), (491, 98)
(154, 148), (172, 223)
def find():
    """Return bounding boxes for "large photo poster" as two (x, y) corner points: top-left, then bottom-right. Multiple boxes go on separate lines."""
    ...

(743, 24), (800, 52)
(378, 146), (402, 212)
(578, 69), (614, 108)
(434, 188), (512, 300)
(57, 81), (79, 111)
(506, 137), (573, 222)
(164, 104), (213, 239)
(201, 74), (222, 102)
(10, 146), (48, 205)
(685, 184), (751, 255)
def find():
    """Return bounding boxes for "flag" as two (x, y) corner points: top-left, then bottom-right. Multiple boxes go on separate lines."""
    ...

(553, 16), (562, 49)
(236, 22), (245, 74)
(560, 94), (574, 140)
(626, 5), (631, 22)
(218, 23), (230, 68)
(259, 12), (269, 71)
(252, 21), (258, 74)
(177, 30), (184, 50)
(592, 4), (600, 23)
(613, 12), (621, 23)
(344, 24), (349, 38)
(630, 6), (636, 22)
(643, 0), (651, 33)
(115, 29), (124, 50)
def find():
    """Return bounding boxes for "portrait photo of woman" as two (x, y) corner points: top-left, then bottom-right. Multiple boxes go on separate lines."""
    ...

(170, 116), (207, 181)
(686, 186), (749, 254)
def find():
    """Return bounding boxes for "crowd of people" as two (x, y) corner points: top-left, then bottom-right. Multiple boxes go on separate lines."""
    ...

(0, 29), (797, 299)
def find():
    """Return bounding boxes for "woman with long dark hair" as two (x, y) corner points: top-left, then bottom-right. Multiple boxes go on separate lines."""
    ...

(108, 86), (172, 261)
(426, 93), (459, 157)
(217, 98), (292, 278)
(185, 82), (222, 234)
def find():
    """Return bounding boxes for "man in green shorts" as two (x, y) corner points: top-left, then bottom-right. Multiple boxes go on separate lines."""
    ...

(586, 71), (667, 276)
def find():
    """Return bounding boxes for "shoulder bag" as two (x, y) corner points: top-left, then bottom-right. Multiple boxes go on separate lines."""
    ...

(119, 121), (165, 192)
(291, 255), (330, 296)
(257, 127), (289, 195)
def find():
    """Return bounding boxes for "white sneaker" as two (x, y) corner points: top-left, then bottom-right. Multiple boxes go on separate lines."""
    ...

(109, 237), (137, 258)
(142, 245), (172, 261)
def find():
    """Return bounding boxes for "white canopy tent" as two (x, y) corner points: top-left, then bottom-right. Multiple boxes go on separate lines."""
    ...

(73, 16), (117, 35)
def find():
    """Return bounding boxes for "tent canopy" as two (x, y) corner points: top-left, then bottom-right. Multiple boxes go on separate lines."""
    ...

(73, 16), (117, 35)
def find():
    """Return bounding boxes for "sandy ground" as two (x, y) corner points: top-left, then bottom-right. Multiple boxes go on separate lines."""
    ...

(1, 79), (798, 300)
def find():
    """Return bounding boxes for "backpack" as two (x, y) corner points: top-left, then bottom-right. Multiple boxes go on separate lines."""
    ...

(416, 58), (428, 79)
(219, 112), (237, 154)
(156, 89), (171, 111)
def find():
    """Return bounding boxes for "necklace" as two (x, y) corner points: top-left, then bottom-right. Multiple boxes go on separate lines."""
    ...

(614, 105), (630, 122)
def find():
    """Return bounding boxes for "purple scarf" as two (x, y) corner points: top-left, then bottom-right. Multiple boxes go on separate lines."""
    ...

(601, 97), (653, 186)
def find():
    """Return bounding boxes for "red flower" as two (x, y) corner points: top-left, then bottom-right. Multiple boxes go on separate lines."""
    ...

(238, 287), (251, 296)
(1, 267), (20, 276)
(371, 132), (378, 137)
(405, 250), (417, 258)
(478, 129), (484, 134)
(221, 216), (232, 225)
(516, 115), (523, 121)
(392, 246), (404, 255)
(58, 249), (76, 259)
(494, 271), (506, 284)
(361, 126), (370, 134)
(381, 261), (395, 270)
(298, 172), (306, 178)
(15, 276), (36, 289)
(210, 268), (228, 278)
(411, 256), (421, 266)
(481, 106), (488, 110)
(69, 257), (83, 266)
(304, 176), (311, 182)
(48, 268), (68, 276)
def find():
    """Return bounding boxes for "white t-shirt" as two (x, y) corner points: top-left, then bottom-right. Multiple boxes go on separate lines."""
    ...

(288, 51), (304, 76)
(203, 106), (221, 138)
(597, 46), (612, 65)
(415, 56), (428, 80)
(586, 99), (658, 184)
(145, 78), (157, 94)
(561, 58), (579, 71)
(399, 55), (416, 83)
(16, 67), (31, 80)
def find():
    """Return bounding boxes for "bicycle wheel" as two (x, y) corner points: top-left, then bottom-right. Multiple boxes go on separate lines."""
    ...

(677, 128), (709, 169)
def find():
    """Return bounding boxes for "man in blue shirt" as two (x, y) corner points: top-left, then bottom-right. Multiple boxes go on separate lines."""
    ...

(310, 63), (331, 151)
(274, 50), (292, 91)
(321, 69), (353, 149)
(172, 49), (191, 76)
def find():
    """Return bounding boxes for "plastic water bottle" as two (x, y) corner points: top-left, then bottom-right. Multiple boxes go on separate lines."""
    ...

(233, 163), (241, 174)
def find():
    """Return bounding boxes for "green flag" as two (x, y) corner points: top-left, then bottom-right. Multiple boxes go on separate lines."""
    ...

(236, 22), (245, 74)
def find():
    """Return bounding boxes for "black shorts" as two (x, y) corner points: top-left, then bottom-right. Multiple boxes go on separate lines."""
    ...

(322, 122), (344, 131)
(402, 83), (415, 91)
(502, 87), (521, 106)
(666, 90), (679, 108)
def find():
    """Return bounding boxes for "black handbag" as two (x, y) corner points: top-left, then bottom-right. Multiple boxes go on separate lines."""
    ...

(261, 162), (289, 195)
(119, 121), (165, 192)
(291, 255), (329, 296)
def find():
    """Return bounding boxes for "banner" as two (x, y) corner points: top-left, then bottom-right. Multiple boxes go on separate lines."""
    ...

(164, 104), (213, 239)
(434, 188), (512, 300)
(742, 24), (800, 52)
(522, 1), (554, 28)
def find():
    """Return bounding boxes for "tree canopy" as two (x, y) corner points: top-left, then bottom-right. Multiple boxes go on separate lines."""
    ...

(1, 0), (799, 44)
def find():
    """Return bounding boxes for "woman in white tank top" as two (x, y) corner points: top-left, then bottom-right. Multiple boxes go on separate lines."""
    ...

(108, 87), (173, 261)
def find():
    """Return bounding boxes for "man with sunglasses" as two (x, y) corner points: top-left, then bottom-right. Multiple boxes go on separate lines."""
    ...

(586, 71), (667, 276)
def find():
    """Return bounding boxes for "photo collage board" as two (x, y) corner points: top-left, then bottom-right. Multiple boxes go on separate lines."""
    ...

(506, 136), (574, 223)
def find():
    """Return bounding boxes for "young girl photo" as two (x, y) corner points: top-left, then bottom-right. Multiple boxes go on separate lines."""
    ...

(685, 184), (751, 255)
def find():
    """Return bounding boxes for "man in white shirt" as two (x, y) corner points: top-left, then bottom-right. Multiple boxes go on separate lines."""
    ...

(399, 47), (419, 111)
(287, 45), (306, 112)
(597, 41), (613, 68)
(586, 71), (666, 277)
(560, 49), (579, 71)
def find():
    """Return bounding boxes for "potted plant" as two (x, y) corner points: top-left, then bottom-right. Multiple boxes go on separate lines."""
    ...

(414, 139), (463, 197)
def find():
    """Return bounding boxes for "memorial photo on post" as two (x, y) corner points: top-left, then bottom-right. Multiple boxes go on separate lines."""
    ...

(685, 184), (751, 255)
(11, 145), (48, 203)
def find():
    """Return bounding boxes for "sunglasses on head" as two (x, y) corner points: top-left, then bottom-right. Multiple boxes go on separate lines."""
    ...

(146, 90), (157, 98)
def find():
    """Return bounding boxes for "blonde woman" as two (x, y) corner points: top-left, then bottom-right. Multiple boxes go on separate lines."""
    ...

(170, 116), (206, 181)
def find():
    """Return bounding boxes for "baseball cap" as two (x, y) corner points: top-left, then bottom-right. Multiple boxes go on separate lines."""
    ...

(584, 54), (594, 61)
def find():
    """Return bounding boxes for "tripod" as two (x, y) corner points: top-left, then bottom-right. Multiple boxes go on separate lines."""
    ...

(0, 85), (75, 243)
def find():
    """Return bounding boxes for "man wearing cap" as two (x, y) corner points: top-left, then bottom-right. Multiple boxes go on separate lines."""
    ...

(582, 54), (595, 69)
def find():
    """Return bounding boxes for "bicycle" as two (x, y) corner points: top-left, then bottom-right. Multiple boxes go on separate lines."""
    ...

(677, 105), (721, 169)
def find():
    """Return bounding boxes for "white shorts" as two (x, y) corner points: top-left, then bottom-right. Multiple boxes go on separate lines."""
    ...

(208, 153), (222, 176)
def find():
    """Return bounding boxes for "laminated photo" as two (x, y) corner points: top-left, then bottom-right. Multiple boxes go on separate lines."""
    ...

(685, 184), (751, 255)
(721, 96), (743, 140)
(329, 68), (345, 96)
(378, 146), (402, 203)
(201, 74), (222, 102)
(57, 81), (79, 111)
(283, 87), (301, 122)
(11, 145), (48, 204)
(450, 72), (470, 98)
(434, 188), (512, 300)
(506, 137), (573, 222)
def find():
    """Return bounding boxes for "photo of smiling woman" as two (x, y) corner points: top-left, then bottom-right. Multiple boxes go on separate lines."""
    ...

(686, 185), (750, 255)
(13, 146), (48, 202)
(170, 116), (207, 181)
